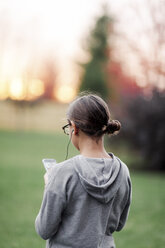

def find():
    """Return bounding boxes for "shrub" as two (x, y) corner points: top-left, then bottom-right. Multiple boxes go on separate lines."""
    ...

(120, 88), (165, 171)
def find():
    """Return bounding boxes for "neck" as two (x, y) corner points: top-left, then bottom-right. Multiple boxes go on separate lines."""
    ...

(78, 134), (110, 158)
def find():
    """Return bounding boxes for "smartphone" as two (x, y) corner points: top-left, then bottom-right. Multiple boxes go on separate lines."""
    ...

(42, 158), (57, 171)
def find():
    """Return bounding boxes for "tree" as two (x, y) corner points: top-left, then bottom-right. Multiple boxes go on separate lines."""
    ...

(39, 56), (57, 100)
(106, 61), (143, 101)
(79, 6), (113, 99)
(115, 0), (165, 90)
(105, 61), (143, 120)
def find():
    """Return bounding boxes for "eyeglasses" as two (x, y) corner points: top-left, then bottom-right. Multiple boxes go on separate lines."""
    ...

(62, 123), (71, 135)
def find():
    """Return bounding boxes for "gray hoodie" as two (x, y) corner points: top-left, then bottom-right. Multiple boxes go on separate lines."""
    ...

(35, 152), (132, 248)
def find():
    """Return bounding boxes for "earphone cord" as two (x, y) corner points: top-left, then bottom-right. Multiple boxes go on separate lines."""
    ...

(65, 131), (73, 160)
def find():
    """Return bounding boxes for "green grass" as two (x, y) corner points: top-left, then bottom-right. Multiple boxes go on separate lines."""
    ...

(0, 129), (165, 248)
(114, 173), (165, 247)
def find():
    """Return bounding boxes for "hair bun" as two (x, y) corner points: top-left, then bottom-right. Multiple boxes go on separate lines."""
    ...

(106, 120), (121, 134)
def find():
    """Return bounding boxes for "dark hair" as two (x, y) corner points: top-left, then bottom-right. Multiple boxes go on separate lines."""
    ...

(67, 93), (121, 138)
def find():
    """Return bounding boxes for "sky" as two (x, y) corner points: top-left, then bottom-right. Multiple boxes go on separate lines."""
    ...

(0, 0), (164, 100)
(0, 0), (109, 85)
(0, 0), (136, 81)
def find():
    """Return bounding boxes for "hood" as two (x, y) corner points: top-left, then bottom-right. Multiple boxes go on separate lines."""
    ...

(74, 153), (125, 203)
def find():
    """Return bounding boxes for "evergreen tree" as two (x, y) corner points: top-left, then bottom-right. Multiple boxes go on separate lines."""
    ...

(79, 7), (113, 99)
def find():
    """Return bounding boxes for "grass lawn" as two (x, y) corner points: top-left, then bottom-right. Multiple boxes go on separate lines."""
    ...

(0, 129), (164, 248)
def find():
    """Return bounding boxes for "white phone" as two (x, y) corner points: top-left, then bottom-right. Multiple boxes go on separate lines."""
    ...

(42, 158), (57, 171)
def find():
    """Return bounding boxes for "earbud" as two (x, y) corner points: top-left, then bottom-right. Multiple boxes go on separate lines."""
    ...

(72, 129), (78, 135)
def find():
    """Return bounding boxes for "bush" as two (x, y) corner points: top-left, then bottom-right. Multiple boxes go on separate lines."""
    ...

(120, 88), (165, 171)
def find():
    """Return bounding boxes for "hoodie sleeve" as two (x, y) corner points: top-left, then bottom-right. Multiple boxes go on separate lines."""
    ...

(116, 177), (132, 231)
(35, 167), (67, 240)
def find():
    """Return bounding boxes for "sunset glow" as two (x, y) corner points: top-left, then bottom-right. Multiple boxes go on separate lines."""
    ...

(27, 79), (45, 100)
(0, 82), (8, 100)
(0, 78), (45, 101)
(55, 85), (76, 103)
(0, 78), (75, 102)
(0, 0), (164, 104)
(9, 78), (26, 100)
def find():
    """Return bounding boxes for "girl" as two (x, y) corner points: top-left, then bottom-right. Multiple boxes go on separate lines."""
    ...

(35, 93), (132, 248)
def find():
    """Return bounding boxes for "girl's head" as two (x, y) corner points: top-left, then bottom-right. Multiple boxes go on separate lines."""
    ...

(67, 93), (121, 138)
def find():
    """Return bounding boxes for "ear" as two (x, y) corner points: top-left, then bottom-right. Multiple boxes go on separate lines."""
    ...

(71, 121), (79, 135)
